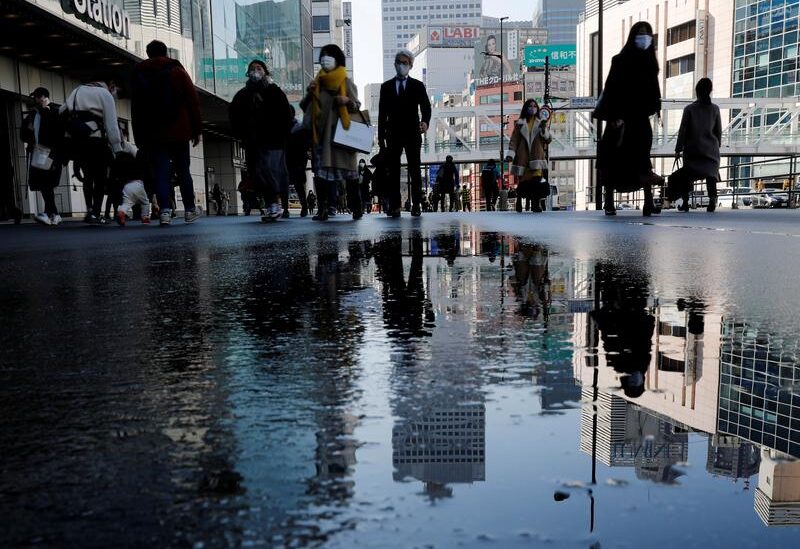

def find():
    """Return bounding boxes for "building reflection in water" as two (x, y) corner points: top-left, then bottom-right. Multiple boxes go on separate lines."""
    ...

(570, 256), (800, 527)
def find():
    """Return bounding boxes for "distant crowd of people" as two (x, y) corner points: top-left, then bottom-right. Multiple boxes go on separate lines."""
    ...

(21, 23), (722, 227)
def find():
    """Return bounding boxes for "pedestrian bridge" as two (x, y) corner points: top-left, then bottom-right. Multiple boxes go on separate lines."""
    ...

(419, 98), (800, 165)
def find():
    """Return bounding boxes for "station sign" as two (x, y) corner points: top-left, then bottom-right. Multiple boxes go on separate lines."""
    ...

(63, 0), (131, 39)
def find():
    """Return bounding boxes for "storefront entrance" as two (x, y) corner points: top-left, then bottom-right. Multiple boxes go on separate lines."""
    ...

(0, 91), (22, 222)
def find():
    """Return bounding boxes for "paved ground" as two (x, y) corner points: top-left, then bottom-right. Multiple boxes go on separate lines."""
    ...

(1, 209), (799, 547)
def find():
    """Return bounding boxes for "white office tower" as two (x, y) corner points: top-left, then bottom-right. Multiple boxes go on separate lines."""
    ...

(381, 0), (483, 80)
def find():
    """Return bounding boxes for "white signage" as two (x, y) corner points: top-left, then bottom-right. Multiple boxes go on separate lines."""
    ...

(69, 0), (131, 39)
(695, 9), (708, 81)
(507, 30), (518, 61)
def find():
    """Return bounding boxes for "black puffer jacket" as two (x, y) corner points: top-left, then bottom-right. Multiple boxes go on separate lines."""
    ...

(229, 80), (293, 150)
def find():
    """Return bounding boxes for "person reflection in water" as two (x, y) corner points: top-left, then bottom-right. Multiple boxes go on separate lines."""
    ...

(511, 242), (551, 321)
(591, 263), (655, 398)
(373, 234), (435, 339)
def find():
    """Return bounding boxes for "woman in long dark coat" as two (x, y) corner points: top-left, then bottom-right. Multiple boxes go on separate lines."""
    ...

(594, 21), (662, 216)
(674, 78), (722, 212)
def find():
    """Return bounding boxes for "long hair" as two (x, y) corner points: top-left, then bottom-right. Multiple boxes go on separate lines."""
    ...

(520, 98), (539, 120)
(620, 21), (659, 75)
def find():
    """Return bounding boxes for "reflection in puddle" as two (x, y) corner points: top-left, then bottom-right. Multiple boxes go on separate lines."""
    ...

(3, 225), (800, 546)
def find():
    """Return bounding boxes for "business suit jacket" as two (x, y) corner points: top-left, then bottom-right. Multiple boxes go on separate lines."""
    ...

(378, 76), (432, 145)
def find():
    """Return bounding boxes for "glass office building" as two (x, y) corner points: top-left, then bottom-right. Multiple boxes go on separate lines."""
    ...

(730, 0), (800, 185)
(718, 320), (800, 459)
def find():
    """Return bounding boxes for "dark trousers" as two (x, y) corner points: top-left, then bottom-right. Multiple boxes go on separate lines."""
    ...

(386, 136), (422, 210)
(150, 141), (196, 214)
(483, 186), (497, 211)
(76, 138), (111, 217)
(40, 187), (58, 216)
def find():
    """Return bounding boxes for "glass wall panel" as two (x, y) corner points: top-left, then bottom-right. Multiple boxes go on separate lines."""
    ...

(210, 0), (313, 104)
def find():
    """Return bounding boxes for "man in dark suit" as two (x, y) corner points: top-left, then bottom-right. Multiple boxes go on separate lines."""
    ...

(378, 49), (432, 217)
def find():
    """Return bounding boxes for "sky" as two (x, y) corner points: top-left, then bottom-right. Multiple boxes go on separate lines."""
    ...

(351, 0), (537, 93)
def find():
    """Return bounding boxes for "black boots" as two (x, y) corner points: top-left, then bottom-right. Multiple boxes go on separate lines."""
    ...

(312, 179), (329, 221)
(346, 179), (362, 220)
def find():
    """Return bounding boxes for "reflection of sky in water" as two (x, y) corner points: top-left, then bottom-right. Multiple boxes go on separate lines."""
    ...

(2, 226), (800, 547)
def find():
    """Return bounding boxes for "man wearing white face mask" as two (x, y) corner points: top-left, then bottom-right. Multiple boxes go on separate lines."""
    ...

(378, 49), (432, 217)
(230, 59), (294, 221)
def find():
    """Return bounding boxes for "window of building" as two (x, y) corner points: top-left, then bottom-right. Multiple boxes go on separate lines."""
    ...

(667, 54), (696, 78)
(667, 20), (696, 46)
(312, 15), (330, 32)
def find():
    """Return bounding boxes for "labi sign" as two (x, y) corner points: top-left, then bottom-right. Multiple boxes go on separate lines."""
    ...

(61, 0), (131, 39)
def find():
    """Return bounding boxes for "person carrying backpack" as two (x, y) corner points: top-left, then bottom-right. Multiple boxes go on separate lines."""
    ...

(60, 78), (122, 224)
(131, 40), (203, 226)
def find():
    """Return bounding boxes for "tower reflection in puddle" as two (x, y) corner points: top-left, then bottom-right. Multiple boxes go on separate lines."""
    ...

(570, 257), (800, 526)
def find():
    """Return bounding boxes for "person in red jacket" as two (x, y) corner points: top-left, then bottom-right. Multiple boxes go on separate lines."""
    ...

(131, 40), (203, 226)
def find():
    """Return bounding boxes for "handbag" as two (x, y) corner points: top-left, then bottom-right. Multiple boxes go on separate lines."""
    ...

(30, 144), (54, 171)
(333, 110), (376, 154)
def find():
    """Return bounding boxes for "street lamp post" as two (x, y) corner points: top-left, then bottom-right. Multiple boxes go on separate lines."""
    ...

(483, 16), (509, 210)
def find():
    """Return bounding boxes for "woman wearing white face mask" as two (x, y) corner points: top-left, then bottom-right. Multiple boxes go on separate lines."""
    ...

(507, 99), (552, 213)
(593, 21), (662, 216)
(300, 44), (362, 221)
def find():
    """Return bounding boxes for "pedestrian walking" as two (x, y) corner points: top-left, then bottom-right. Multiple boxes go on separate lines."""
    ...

(508, 99), (551, 213)
(671, 78), (721, 213)
(131, 40), (203, 226)
(378, 49), (432, 217)
(461, 185), (471, 212)
(436, 155), (459, 211)
(593, 21), (662, 216)
(287, 105), (311, 217)
(21, 87), (64, 226)
(359, 159), (373, 214)
(307, 190), (317, 213)
(229, 58), (293, 221)
(300, 44), (362, 221)
(210, 183), (223, 215)
(60, 77), (122, 224)
(113, 141), (152, 226)
(480, 160), (500, 211)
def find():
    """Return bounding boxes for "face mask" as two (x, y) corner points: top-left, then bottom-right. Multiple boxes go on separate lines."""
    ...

(248, 73), (263, 83)
(395, 63), (410, 77)
(320, 56), (336, 71)
(635, 35), (653, 50)
(528, 106), (538, 117)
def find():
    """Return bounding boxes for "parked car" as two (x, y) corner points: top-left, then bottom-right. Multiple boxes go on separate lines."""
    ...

(689, 191), (710, 209)
(717, 187), (754, 208)
(752, 190), (789, 208)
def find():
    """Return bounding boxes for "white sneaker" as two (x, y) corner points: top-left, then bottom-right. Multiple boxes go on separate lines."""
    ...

(33, 212), (51, 226)
(160, 211), (172, 226)
(184, 209), (200, 224)
(267, 203), (283, 219)
(50, 214), (62, 226)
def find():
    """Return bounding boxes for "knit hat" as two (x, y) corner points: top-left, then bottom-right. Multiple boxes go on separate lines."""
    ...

(247, 59), (269, 76)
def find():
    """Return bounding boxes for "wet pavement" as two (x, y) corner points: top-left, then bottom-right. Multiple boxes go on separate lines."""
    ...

(2, 210), (800, 548)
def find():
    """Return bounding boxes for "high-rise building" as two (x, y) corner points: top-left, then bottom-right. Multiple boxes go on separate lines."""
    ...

(718, 319), (800, 458)
(312, 0), (353, 78)
(381, 0), (483, 80)
(755, 448), (800, 526)
(532, 0), (585, 44)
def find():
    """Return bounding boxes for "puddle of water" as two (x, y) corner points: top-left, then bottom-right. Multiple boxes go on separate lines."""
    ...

(0, 227), (799, 547)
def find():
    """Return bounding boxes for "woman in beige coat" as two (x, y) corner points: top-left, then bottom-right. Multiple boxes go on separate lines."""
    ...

(507, 99), (552, 213)
(300, 44), (362, 221)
